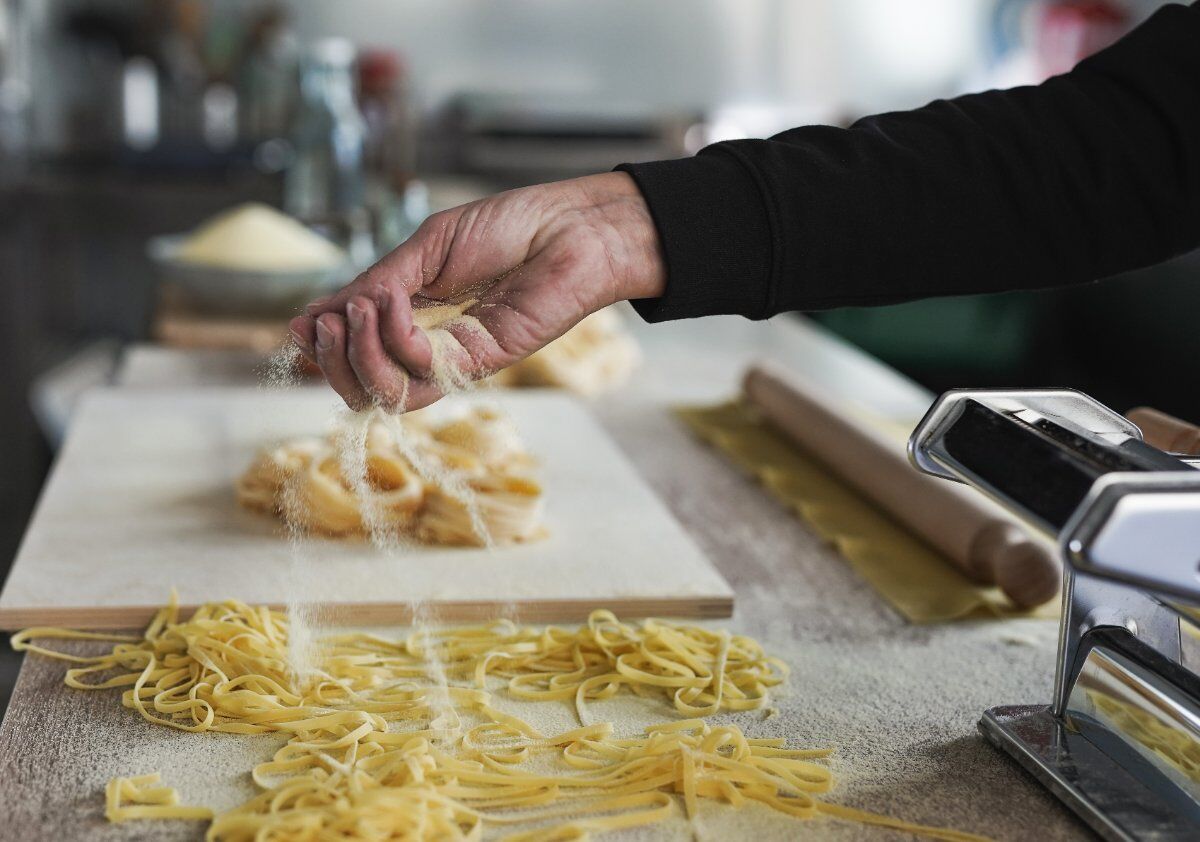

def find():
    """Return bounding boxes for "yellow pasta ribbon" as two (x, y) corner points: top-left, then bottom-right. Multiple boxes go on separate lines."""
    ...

(105, 773), (213, 823)
(15, 596), (991, 842)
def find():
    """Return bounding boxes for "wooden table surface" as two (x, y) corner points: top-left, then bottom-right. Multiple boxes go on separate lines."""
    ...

(0, 313), (1091, 840)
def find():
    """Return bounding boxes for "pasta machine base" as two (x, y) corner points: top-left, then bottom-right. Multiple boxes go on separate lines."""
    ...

(980, 703), (1199, 841)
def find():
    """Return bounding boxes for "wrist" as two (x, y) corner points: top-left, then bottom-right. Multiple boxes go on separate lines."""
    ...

(572, 172), (667, 304)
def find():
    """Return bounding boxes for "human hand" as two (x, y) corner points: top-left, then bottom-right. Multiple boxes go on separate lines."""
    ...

(290, 172), (664, 412)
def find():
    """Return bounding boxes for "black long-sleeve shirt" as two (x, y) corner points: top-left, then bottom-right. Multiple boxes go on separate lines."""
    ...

(618, 1), (1200, 323)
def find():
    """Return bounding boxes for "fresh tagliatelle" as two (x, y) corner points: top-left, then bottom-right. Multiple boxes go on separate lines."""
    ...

(105, 773), (213, 823)
(13, 596), (992, 842)
(237, 404), (544, 546)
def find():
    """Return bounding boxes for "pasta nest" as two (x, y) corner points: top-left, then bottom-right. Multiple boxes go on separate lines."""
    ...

(236, 405), (544, 546)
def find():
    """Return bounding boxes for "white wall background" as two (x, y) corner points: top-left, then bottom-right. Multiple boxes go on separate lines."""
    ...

(27, 0), (1180, 152)
(288, 0), (995, 121)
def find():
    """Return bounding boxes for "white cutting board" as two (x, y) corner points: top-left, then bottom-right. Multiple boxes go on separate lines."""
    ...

(0, 388), (732, 629)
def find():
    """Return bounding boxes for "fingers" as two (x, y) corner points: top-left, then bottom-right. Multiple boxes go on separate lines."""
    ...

(377, 290), (435, 379)
(311, 296), (500, 413)
(304, 274), (384, 320)
(310, 293), (471, 413)
(344, 296), (415, 410)
(313, 313), (370, 410)
(388, 334), (478, 414)
(444, 306), (506, 377)
(303, 264), (404, 320)
(289, 315), (316, 364)
(394, 379), (449, 413)
(348, 296), (493, 413)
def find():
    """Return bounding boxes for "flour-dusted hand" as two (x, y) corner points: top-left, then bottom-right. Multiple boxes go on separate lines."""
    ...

(290, 172), (665, 412)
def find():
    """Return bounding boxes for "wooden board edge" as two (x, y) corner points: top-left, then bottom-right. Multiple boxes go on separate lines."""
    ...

(0, 595), (735, 632)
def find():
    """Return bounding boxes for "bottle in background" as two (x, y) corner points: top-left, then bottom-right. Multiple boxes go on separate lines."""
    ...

(357, 48), (427, 252)
(358, 49), (419, 190)
(284, 37), (367, 247)
(238, 6), (298, 147)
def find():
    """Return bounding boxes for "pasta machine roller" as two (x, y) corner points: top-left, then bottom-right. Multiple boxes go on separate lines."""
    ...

(908, 388), (1200, 841)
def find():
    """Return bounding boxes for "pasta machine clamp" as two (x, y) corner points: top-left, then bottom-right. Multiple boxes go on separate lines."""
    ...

(909, 388), (1200, 841)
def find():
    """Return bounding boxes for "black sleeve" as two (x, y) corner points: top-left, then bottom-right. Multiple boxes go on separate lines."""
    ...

(617, 1), (1200, 322)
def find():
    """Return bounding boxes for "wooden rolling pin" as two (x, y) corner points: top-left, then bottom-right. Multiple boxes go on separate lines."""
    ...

(742, 362), (1061, 608)
(1126, 406), (1200, 455)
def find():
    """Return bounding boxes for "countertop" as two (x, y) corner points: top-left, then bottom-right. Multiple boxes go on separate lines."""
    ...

(0, 312), (1090, 840)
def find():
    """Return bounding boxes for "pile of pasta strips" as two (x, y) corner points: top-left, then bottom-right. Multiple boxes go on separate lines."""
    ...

(237, 405), (544, 546)
(14, 598), (986, 841)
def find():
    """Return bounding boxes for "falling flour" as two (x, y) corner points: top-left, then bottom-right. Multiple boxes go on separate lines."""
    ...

(412, 297), (488, 396)
(318, 300), (504, 744)
(260, 296), (502, 685)
(327, 297), (497, 552)
(257, 340), (306, 391)
(334, 301), (503, 714)
(252, 340), (323, 679)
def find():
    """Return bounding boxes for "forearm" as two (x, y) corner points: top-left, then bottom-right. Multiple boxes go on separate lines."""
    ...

(619, 1), (1200, 321)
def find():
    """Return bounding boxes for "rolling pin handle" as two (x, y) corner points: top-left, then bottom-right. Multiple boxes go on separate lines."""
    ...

(969, 521), (1061, 609)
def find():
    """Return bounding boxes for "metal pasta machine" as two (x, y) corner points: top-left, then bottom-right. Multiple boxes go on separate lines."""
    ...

(909, 388), (1200, 841)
